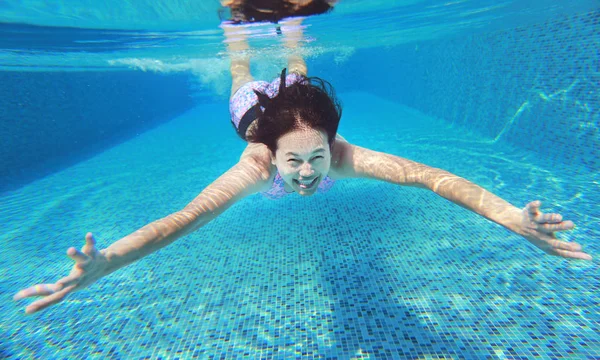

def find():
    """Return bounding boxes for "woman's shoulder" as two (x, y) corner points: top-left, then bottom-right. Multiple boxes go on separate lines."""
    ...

(240, 142), (276, 184)
(329, 135), (355, 180)
(332, 134), (350, 158)
(240, 142), (270, 161)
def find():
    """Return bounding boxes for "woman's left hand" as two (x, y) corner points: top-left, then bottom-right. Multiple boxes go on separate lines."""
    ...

(515, 200), (592, 260)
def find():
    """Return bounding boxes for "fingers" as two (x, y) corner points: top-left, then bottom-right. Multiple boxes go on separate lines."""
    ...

(16, 232), (97, 314)
(552, 248), (593, 261)
(56, 273), (82, 288)
(14, 283), (61, 301)
(16, 233), (93, 300)
(67, 247), (90, 264)
(68, 233), (99, 265)
(24, 285), (76, 314)
(81, 232), (97, 255)
(525, 200), (542, 215)
(526, 202), (572, 230)
(538, 220), (575, 233)
(535, 213), (563, 224)
(542, 238), (592, 260)
(547, 238), (582, 252)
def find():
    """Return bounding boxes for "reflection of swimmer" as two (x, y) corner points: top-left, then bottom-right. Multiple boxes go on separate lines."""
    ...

(14, 17), (592, 316)
(219, 0), (336, 24)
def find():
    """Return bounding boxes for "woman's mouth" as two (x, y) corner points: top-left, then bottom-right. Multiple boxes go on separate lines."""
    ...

(294, 176), (319, 190)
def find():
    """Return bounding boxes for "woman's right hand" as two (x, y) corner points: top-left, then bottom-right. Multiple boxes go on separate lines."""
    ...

(14, 232), (109, 314)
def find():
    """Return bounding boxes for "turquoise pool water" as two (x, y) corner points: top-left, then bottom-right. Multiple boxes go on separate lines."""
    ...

(1, 1), (599, 359)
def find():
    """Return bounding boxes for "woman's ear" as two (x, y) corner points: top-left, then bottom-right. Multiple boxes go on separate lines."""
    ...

(270, 151), (277, 166)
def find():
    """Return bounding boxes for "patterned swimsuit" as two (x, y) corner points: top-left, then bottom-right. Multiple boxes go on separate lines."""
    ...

(261, 172), (336, 200)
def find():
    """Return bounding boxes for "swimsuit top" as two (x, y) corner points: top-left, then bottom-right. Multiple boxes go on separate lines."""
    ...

(260, 171), (335, 199)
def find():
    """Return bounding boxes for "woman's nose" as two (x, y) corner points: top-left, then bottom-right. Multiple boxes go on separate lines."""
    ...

(299, 163), (314, 177)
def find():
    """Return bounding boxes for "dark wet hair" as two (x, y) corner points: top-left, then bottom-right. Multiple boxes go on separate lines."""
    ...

(246, 69), (342, 154)
(222, 0), (334, 24)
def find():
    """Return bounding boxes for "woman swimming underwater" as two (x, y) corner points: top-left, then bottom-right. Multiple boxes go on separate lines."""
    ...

(14, 15), (591, 315)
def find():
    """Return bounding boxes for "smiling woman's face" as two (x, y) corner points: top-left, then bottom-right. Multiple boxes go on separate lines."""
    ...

(272, 127), (332, 196)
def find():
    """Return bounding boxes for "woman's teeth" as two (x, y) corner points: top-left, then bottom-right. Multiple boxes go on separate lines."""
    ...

(297, 177), (318, 189)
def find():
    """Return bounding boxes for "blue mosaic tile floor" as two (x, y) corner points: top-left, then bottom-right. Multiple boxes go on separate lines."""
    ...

(1, 93), (598, 359)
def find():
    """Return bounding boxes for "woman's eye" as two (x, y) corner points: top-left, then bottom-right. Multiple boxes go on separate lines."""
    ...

(287, 156), (322, 164)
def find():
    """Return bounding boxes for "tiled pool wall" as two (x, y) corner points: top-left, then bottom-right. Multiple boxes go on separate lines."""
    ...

(0, 71), (195, 193)
(335, 10), (599, 172)
(3, 9), (597, 193)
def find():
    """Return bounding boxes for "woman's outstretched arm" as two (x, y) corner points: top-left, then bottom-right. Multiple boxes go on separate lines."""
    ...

(333, 142), (592, 260)
(101, 157), (269, 273)
(14, 156), (271, 314)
